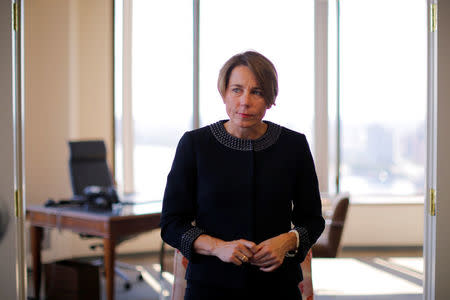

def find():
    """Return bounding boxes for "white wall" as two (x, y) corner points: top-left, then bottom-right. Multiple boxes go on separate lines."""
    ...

(25, 0), (114, 205)
(25, 0), (73, 205)
(435, 1), (450, 298)
(0, 0), (18, 298)
(342, 203), (423, 247)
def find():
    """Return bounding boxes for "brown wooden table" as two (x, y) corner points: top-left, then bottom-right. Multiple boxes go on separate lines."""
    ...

(26, 201), (162, 300)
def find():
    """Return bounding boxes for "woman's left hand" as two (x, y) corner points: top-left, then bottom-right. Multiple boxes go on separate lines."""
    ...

(250, 232), (297, 272)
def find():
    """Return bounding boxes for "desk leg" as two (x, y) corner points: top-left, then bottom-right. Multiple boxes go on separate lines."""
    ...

(30, 226), (43, 300)
(104, 238), (115, 300)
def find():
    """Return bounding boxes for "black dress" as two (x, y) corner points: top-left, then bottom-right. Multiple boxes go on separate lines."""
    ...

(160, 120), (325, 298)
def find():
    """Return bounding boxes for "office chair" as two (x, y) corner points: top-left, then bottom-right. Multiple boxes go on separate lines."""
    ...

(68, 140), (144, 290)
(312, 193), (350, 258)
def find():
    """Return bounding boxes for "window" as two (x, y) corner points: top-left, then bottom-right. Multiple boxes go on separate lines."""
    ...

(116, 0), (193, 199)
(199, 0), (315, 144)
(332, 0), (427, 200)
(116, 0), (317, 199)
(115, 0), (426, 203)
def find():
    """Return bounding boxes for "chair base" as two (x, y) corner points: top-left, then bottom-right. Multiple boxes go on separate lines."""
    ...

(90, 258), (145, 290)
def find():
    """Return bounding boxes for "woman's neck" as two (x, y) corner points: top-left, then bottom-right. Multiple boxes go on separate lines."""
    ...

(224, 121), (268, 140)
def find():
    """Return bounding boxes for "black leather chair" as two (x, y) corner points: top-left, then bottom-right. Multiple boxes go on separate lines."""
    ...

(69, 140), (114, 196)
(68, 140), (144, 290)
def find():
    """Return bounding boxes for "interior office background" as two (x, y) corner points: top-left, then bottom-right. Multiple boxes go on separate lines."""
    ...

(23, 0), (424, 260)
(1, 0), (450, 298)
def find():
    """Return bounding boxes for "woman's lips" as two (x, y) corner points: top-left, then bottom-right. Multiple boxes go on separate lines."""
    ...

(239, 113), (252, 118)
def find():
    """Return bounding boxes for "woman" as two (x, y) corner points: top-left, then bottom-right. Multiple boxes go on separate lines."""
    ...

(160, 51), (325, 300)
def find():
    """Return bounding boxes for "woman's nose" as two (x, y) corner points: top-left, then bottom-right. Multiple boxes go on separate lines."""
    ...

(240, 92), (251, 105)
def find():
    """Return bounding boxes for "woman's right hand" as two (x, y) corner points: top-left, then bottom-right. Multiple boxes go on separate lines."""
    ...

(212, 239), (256, 266)
(193, 235), (256, 266)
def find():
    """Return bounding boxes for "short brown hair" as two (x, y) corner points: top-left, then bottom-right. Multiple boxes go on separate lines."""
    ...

(217, 51), (278, 107)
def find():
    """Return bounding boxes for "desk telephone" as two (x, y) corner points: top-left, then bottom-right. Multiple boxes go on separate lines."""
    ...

(45, 186), (120, 210)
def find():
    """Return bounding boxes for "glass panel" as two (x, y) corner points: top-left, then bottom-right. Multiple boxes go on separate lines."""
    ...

(199, 0), (315, 145)
(338, 0), (427, 197)
(131, 0), (192, 199)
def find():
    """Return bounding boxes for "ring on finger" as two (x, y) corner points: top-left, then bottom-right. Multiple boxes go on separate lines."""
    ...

(240, 255), (248, 262)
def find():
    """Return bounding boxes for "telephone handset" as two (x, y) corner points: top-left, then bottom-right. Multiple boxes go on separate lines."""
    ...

(82, 186), (120, 210)
(45, 185), (120, 210)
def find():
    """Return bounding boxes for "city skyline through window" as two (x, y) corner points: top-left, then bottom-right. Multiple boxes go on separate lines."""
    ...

(337, 0), (427, 197)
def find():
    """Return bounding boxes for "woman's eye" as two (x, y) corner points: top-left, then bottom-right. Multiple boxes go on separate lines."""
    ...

(252, 90), (263, 96)
(232, 88), (241, 93)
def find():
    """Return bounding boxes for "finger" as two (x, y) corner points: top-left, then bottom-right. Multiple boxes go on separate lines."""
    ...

(239, 239), (257, 249)
(240, 254), (249, 263)
(250, 244), (264, 253)
(232, 247), (250, 260)
(237, 250), (251, 263)
(231, 248), (247, 263)
(238, 246), (254, 258)
(253, 248), (271, 261)
(252, 257), (278, 267)
(231, 256), (243, 266)
(250, 244), (263, 254)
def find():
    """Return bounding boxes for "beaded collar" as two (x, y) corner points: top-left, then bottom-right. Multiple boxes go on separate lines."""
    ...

(209, 120), (281, 151)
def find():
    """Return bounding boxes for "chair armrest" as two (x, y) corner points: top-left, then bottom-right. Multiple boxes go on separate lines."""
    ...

(299, 249), (314, 299)
(325, 219), (345, 227)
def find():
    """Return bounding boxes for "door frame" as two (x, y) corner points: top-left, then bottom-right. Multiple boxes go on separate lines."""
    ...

(13, 0), (27, 299)
(424, 0), (437, 299)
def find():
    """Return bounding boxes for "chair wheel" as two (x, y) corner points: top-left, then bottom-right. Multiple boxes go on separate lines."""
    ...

(137, 274), (143, 281)
(124, 282), (132, 290)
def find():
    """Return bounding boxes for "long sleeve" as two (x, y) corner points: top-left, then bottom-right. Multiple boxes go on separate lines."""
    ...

(291, 135), (325, 263)
(160, 132), (205, 261)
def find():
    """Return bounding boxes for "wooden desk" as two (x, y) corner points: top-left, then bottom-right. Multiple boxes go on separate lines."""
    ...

(26, 202), (162, 300)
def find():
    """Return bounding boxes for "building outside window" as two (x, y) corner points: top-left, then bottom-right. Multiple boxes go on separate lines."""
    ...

(333, 0), (426, 201)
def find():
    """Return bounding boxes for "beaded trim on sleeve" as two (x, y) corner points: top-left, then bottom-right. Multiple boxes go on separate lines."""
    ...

(294, 226), (311, 258)
(180, 226), (205, 260)
(209, 120), (282, 151)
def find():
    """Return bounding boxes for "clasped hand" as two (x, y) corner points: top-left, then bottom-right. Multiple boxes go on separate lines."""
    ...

(214, 233), (295, 272)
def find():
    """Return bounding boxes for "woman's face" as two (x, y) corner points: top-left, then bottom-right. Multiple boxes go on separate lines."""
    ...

(222, 65), (271, 130)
